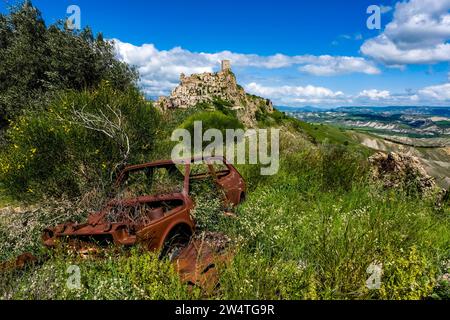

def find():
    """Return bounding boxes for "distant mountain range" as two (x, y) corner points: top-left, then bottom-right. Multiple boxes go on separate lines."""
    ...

(276, 106), (329, 112)
(276, 106), (450, 116)
(281, 106), (450, 138)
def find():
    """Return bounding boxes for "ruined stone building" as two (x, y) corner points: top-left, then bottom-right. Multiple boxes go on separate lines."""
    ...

(156, 60), (273, 126)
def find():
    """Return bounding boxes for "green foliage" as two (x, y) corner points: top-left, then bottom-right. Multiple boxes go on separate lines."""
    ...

(287, 118), (367, 150)
(0, 1), (137, 125)
(0, 200), (88, 261)
(207, 129), (449, 299)
(236, 130), (368, 193)
(376, 246), (436, 300)
(218, 252), (318, 299)
(177, 109), (245, 157)
(180, 110), (244, 136)
(148, 104), (212, 161)
(216, 169), (449, 299)
(212, 98), (236, 118)
(256, 105), (287, 127)
(318, 143), (368, 191)
(432, 279), (450, 300)
(1, 118), (449, 300)
(190, 179), (227, 231)
(0, 248), (198, 300)
(0, 83), (160, 198)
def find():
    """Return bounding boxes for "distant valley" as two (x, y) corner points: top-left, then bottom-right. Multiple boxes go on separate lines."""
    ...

(280, 106), (450, 138)
(279, 106), (450, 188)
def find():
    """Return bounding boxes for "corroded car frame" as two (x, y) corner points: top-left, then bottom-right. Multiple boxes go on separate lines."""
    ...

(42, 156), (246, 253)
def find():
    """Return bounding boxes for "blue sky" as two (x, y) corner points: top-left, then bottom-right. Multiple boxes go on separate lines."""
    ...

(2, 0), (450, 107)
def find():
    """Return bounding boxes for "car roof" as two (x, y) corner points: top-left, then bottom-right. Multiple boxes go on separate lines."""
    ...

(120, 156), (229, 174)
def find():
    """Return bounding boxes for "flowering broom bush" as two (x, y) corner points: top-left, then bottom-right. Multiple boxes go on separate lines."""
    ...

(0, 83), (160, 199)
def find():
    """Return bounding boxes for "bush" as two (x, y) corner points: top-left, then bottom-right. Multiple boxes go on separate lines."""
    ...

(0, 1), (137, 125)
(190, 179), (226, 231)
(212, 98), (237, 118)
(181, 110), (244, 135)
(1, 119), (448, 300)
(0, 83), (160, 199)
(376, 246), (437, 300)
(318, 143), (368, 192)
(0, 199), (88, 261)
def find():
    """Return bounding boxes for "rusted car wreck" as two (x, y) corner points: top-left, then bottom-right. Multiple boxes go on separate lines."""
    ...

(42, 156), (246, 288)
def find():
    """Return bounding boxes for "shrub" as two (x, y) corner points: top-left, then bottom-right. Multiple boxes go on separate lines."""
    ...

(212, 138), (450, 300)
(212, 98), (236, 118)
(0, 83), (160, 199)
(190, 179), (226, 231)
(377, 246), (437, 300)
(318, 143), (368, 192)
(0, 2), (137, 125)
(181, 110), (244, 135)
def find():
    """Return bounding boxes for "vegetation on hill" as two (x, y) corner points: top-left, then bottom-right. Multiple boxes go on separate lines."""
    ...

(0, 2), (449, 301)
(0, 84), (160, 199)
(0, 1), (136, 129)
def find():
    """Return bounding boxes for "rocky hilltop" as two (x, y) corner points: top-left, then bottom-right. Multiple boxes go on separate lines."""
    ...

(156, 60), (273, 127)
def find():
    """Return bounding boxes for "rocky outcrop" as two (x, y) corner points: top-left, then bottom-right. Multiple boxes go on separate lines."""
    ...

(369, 152), (437, 195)
(156, 61), (273, 127)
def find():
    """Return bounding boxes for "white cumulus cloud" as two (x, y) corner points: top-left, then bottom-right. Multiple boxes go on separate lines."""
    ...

(358, 89), (391, 100)
(361, 0), (450, 65)
(244, 82), (450, 107)
(418, 83), (450, 100)
(112, 39), (380, 96)
(298, 56), (380, 76)
(245, 82), (346, 106)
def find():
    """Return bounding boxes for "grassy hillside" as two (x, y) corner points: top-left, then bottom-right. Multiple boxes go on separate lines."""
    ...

(348, 131), (450, 188)
(1, 107), (449, 300)
(1, 2), (449, 302)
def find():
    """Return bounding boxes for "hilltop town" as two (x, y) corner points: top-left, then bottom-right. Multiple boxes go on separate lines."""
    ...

(156, 60), (274, 126)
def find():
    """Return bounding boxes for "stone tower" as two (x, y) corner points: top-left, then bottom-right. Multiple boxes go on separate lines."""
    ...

(221, 60), (231, 72)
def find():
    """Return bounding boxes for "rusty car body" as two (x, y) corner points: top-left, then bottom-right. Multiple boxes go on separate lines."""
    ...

(42, 156), (246, 256)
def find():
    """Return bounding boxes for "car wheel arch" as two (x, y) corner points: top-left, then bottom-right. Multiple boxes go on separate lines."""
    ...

(158, 222), (193, 256)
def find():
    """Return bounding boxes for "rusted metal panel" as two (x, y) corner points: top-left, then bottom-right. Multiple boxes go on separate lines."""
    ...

(174, 232), (232, 292)
(0, 253), (37, 272)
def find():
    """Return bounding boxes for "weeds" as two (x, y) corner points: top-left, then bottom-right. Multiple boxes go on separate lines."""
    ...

(0, 116), (449, 300)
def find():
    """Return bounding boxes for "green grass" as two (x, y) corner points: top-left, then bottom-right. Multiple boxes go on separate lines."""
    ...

(215, 180), (448, 299)
(435, 121), (450, 129)
(0, 184), (17, 208)
(290, 120), (357, 145)
(1, 113), (449, 300)
(352, 126), (444, 139)
(0, 248), (199, 300)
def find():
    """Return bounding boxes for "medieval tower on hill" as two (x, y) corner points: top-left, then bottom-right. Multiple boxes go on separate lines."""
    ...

(221, 60), (231, 72)
(156, 60), (273, 127)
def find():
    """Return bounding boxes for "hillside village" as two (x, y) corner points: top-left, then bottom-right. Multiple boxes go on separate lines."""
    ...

(156, 60), (273, 126)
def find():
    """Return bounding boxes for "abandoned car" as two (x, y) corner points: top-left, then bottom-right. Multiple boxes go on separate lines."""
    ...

(42, 156), (246, 256)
